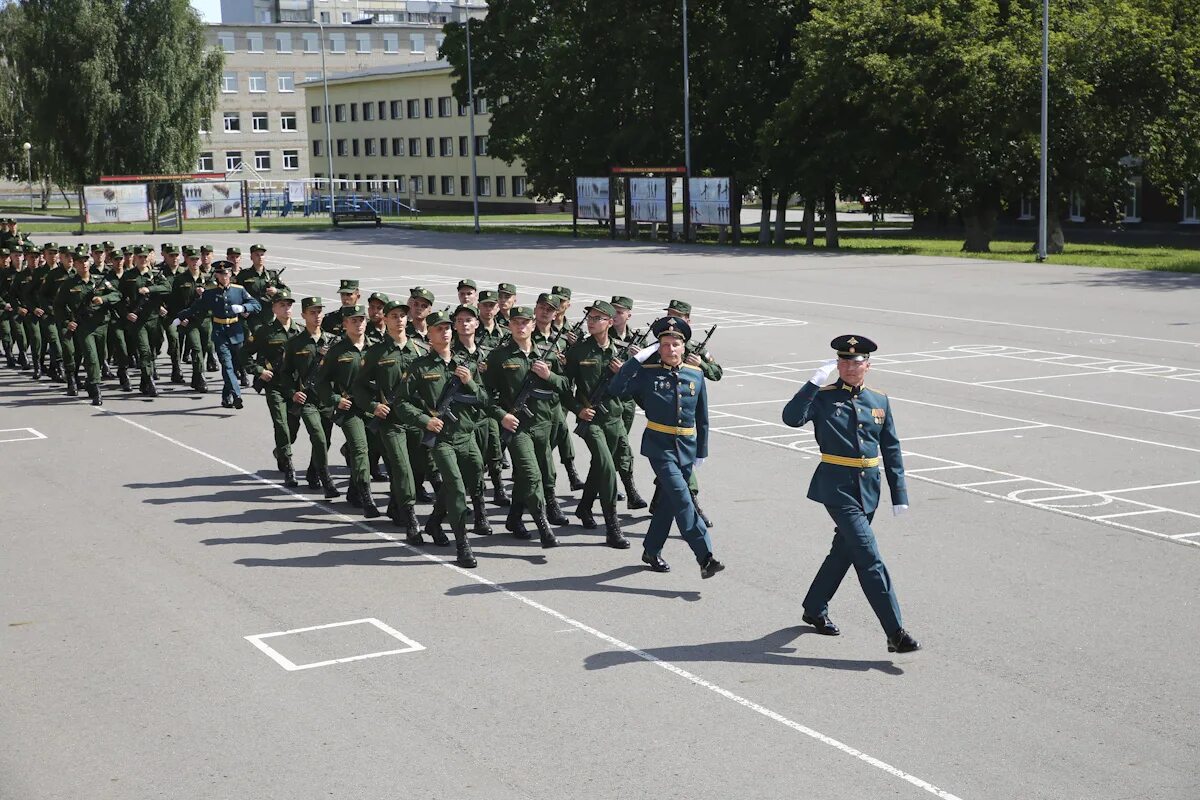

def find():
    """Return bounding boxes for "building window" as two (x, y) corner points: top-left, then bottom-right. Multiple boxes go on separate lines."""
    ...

(248, 72), (267, 93)
(319, 11), (329, 23)
(365, 138), (377, 157)
(407, 99), (420, 118)
(409, 137), (421, 156)
(246, 32), (263, 52)
(226, 151), (242, 171)
(435, 33), (445, 49)
(391, 138), (405, 156)
(197, 152), (215, 172)
(312, 140), (322, 157)
(341, 11), (351, 22)
(350, 104), (358, 122)
(275, 32), (292, 53)
(217, 32), (234, 52)
(252, 111), (268, 132)
(1123, 177), (1142, 223)
(428, 174), (437, 194)
(377, 101), (386, 121)
(383, 33), (399, 53)
(361, 102), (374, 122)
(423, 98), (433, 118)
(278, 73), (294, 93)
(425, 137), (435, 158)
(335, 104), (346, 122)
(476, 176), (491, 197)
(460, 176), (470, 196)
(410, 33), (425, 53)
(458, 136), (468, 157)
(379, 137), (388, 158)
(441, 175), (455, 195)
(474, 97), (488, 114)
(311, 105), (321, 123)
(221, 71), (237, 93)
(199, 117), (210, 135)
(254, 151), (271, 171)
(438, 97), (452, 117)
(1068, 190), (1085, 222)
(223, 112), (241, 132)
(302, 32), (318, 53)
(513, 176), (527, 196)
(283, 150), (299, 170)
(411, 176), (424, 194)
(1018, 196), (1035, 220)
(351, 139), (360, 157)
(1184, 189), (1200, 224)
(474, 135), (488, 156)
(280, 112), (297, 132)
(329, 33), (345, 53)
(439, 137), (453, 157)
(496, 176), (507, 197)
(356, 33), (371, 53)
(336, 139), (347, 157)
(390, 100), (403, 119)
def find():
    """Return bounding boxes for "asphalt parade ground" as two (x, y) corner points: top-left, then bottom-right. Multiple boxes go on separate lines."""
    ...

(3, 228), (1199, 800)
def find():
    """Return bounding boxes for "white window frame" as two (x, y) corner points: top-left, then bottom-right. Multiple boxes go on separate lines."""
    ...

(1068, 190), (1085, 222)
(278, 73), (294, 93)
(251, 112), (269, 132)
(221, 72), (237, 93)
(383, 33), (399, 53)
(222, 112), (241, 133)
(302, 33), (318, 53)
(217, 32), (235, 53)
(275, 32), (292, 53)
(225, 151), (243, 171)
(197, 152), (215, 172)
(248, 72), (267, 93)
(282, 150), (300, 171)
(1183, 189), (1200, 224)
(410, 33), (425, 53)
(441, 175), (455, 195)
(365, 138), (377, 157)
(254, 151), (271, 171)
(1018, 196), (1035, 221)
(329, 33), (345, 53)
(280, 112), (298, 132)
(392, 137), (405, 156)
(438, 97), (452, 117)
(341, 11), (351, 23)
(362, 102), (375, 121)
(1123, 177), (1142, 223)
(356, 33), (371, 53)
(476, 176), (491, 197)
(246, 32), (263, 53)
(474, 135), (488, 156)
(513, 176), (527, 196)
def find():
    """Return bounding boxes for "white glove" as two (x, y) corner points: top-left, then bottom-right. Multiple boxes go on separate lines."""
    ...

(809, 358), (837, 386)
(170, 318), (182, 329)
(230, 304), (246, 314)
(893, 504), (909, 517)
(694, 457), (705, 469)
(634, 343), (658, 363)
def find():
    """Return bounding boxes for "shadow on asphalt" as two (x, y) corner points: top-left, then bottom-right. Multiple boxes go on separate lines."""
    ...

(445, 564), (701, 602)
(1037, 267), (1200, 292)
(583, 625), (903, 674)
(233, 542), (546, 568)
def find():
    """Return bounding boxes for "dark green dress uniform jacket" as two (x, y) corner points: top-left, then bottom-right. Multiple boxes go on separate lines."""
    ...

(315, 337), (368, 415)
(396, 350), (489, 443)
(562, 336), (624, 420)
(244, 318), (301, 377)
(352, 337), (424, 422)
(483, 339), (568, 432)
(279, 328), (336, 400)
(781, 379), (908, 514)
(54, 272), (121, 329)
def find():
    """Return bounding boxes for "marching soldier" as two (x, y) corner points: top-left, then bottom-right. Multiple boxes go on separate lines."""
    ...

(562, 299), (631, 549)
(172, 261), (261, 409)
(14, 245), (42, 379)
(352, 299), (425, 539)
(321, 279), (361, 334)
(449, 303), (496, 535)
(363, 291), (392, 484)
(0, 248), (20, 369)
(781, 335), (920, 654)
(404, 286), (437, 499)
(170, 247), (209, 392)
(609, 295), (648, 508)
(609, 316), (724, 578)
(54, 247), (121, 406)
(157, 244), (186, 383)
(405, 286), (434, 344)
(35, 243), (68, 382)
(315, 303), (377, 515)
(396, 308), (490, 568)
(118, 248), (170, 396)
(483, 304), (563, 548)
(474, 289), (509, 505)
(235, 244), (288, 332)
(456, 279), (478, 306)
(496, 282), (517, 327)
(281, 297), (339, 499)
(244, 291), (303, 486)
(533, 293), (583, 508)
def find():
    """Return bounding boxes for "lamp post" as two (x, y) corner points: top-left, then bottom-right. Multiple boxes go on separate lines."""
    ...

(1037, 0), (1049, 262)
(464, 8), (480, 234)
(313, 18), (335, 220)
(22, 142), (32, 212)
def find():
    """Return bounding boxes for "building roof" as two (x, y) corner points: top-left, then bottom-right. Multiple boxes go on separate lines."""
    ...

(298, 59), (453, 87)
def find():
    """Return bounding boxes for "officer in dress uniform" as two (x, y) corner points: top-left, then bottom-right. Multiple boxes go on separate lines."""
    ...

(781, 335), (920, 654)
(172, 260), (261, 409)
(609, 316), (725, 578)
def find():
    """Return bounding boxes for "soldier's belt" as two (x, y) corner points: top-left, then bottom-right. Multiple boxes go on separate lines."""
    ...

(645, 421), (696, 436)
(820, 453), (880, 468)
(213, 316), (239, 324)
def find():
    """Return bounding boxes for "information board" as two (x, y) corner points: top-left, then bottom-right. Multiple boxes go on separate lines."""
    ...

(630, 178), (669, 223)
(575, 177), (610, 221)
(688, 178), (732, 225)
(181, 181), (244, 219)
(83, 184), (149, 223)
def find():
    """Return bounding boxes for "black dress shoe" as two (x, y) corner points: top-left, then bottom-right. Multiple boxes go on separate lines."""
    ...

(887, 629), (921, 654)
(802, 614), (841, 636)
(641, 550), (670, 573)
(233, 396), (244, 409)
(221, 399), (234, 408)
(700, 554), (725, 579)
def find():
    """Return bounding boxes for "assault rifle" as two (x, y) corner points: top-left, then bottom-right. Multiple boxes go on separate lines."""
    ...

(500, 322), (571, 448)
(573, 327), (650, 437)
(65, 281), (104, 339)
(687, 324), (718, 360)
(418, 346), (491, 448)
(287, 335), (332, 418)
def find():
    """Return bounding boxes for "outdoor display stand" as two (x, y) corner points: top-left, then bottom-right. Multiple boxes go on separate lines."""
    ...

(572, 175), (617, 238)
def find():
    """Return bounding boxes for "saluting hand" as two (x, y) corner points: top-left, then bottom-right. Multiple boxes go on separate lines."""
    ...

(809, 358), (837, 386)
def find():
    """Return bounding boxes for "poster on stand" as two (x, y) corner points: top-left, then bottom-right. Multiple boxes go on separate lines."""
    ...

(575, 177), (610, 221)
(181, 181), (244, 219)
(688, 178), (732, 225)
(83, 184), (149, 223)
(630, 178), (668, 223)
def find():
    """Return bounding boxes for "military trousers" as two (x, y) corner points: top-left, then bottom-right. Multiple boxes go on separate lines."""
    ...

(293, 401), (331, 470)
(263, 386), (301, 457)
(375, 419), (416, 509)
(211, 328), (243, 403)
(550, 404), (575, 468)
(184, 319), (212, 382)
(38, 314), (61, 365)
(162, 316), (182, 372)
(429, 434), (483, 525)
(73, 321), (109, 384)
(803, 505), (902, 636)
(615, 401), (636, 478)
(7, 310), (28, 352)
(644, 453), (712, 564)
(57, 321), (76, 374)
(335, 410), (371, 486)
(129, 320), (160, 379)
(505, 424), (553, 511)
(576, 417), (624, 512)
(21, 314), (41, 364)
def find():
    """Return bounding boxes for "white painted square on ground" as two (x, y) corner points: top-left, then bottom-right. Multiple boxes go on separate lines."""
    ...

(0, 427), (46, 443)
(245, 618), (425, 672)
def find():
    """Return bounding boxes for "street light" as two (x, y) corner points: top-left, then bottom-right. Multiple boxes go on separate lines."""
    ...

(313, 18), (336, 221)
(681, 0), (693, 242)
(22, 142), (32, 212)
(464, 9), (480, 234)
(1037, 0), (1049, 262)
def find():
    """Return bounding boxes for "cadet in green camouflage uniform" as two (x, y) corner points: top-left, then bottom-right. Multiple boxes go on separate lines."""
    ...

(531, 293), (576, 524)
(156, 244), (186, 383)
(54, 248), (121, 405)
(450, 303), (497, 537)
(608, 295), (649, 508)
(35, 243), (67, 382)
(244, 291), (303, 486)
(0, 248), (23, 368)
(475, 289), (510, 505)
(170, 247), (210, 392)
(281, 296), (339, 499)
(118, 252), (170, 396)
(363, 291), (391, 484)
(548, 285), (586, 491)
(320, 278), (361, 334)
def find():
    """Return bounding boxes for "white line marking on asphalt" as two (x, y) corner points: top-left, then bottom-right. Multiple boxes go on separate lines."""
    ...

(1093, 510), (1165, 520)
(1095, 479), (1200, 495)
(0, 427), (46, 443)
(225, 238), (1200, 348)
(245, 618), (425, 671)
(975, 371), (1105, 384)
(103, 409), (966, 800)
(958, 478), (1027, 488)
(903, 425), (1047, 441)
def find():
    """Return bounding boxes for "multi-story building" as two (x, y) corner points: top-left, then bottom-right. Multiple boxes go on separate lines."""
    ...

(220, 0), (479, 26)
(300, 60), (538, 212)
(198, 6), (484, 181)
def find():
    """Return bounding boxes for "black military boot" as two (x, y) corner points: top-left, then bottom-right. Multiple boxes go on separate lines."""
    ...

(64, 371), (78, 397)
(17, 349), (29, 370)
(237, 368), (249, 388)
(360, 482), (381, 519)
(100, 361), (113, 380)
(143, 376), (158, 397)
(272, 447), (287, 473)
(642, 550), (670, 573)
(563, 458), (586, 491)
(603, 506), (629, 549)
(425, 502), (450, 546)
(489, 467), (510, 507)
(171, 365), (185, 385)
(206, 353), (218, 373)
(506, 502), (531, 540)
(346, 480), (363, 508)
(305, 463), (319, 489)
(532, 504), (558, 549)
(2, 341), (13, 368)
(403, 505), (420, 539)
(452, 514), (477, 568)
(623, 473), (648, 510)
(544, 495), (569, 526)
(575, 492), (597, 529)
(371, 460), (389, 483)
(700, 554), (726, 579)
(118, 368), (132, 392)
(692, 490), (714, 528)
(191, 370), (208, 392)
(319, 467), (341, 499)
(31, 358), (41, 380)
(414, 481), (433, 503)
(471, 493), (493, 536)
(48, 358), (63, 382)
(87, 382), (102, 406)
(282, 456), (299, 489)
